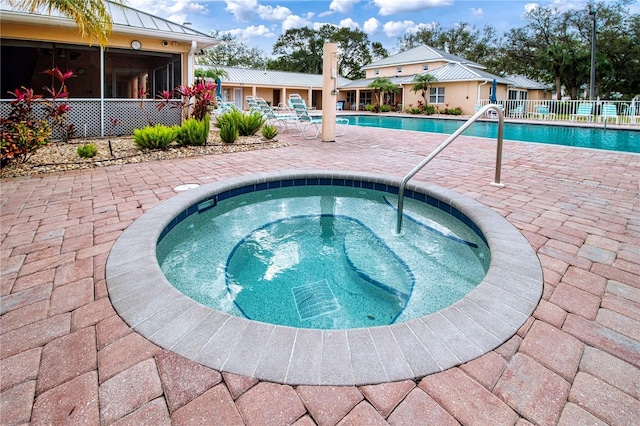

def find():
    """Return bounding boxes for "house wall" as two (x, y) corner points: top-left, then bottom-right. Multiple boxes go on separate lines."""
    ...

(365, 60), (449, 79)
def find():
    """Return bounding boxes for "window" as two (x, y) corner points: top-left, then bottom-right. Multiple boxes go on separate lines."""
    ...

(422, 64), (429, 71)
(396, 67), (402, 73)
(374, 69), (379, 75)
(429, 87), (445, 104)
(360, 92), (373, 105)
(346, 91), (356, 103)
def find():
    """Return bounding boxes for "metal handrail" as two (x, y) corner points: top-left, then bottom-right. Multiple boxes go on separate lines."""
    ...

(395, 104), (505, 234)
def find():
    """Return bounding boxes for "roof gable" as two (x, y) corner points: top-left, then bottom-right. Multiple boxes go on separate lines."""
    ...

(363, 44), (485, 70)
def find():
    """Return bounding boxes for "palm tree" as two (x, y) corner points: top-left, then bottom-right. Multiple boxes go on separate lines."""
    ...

(411, 73), (438, 105)
(12, 0), (123, 46)
(367, 77), (399, 106)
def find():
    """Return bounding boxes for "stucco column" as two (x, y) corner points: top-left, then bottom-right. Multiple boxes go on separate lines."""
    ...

(322, 43), (337, 142)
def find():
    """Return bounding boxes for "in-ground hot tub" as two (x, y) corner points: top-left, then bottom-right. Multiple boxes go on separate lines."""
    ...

(106, 170), (542, 385)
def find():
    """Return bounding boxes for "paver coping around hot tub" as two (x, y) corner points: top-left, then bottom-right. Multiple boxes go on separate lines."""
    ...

(105, 170), (543, 386)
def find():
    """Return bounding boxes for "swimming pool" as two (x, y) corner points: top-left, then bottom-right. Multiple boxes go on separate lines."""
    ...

(346, 115), (639, 153)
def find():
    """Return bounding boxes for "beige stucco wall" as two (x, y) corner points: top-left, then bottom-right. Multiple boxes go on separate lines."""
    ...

(365, 60), (449, 79)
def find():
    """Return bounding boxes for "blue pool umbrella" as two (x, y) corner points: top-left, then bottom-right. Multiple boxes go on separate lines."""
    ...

(216, 77), (222, 99)
(490, 79), (497, 103)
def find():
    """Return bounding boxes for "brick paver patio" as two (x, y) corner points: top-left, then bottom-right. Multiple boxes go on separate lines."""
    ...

(1, 125), (638, 425)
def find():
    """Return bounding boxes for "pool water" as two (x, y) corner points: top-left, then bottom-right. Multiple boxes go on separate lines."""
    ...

(347, 115), (639, 153)
(156, 186), (490, 329)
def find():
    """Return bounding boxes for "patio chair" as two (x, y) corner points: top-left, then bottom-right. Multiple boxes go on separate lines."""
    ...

(571, 103), (593, 122)
(529, 105), (556, 120)
(508, 105), (524, 118)
(485, 104), (504, 118)
(288, 95), (349, 139)
(213, 96), (239, 116)
(597, 104), (619, 124)
(625, 105), (640, 125)
(254, 97), (298, 132)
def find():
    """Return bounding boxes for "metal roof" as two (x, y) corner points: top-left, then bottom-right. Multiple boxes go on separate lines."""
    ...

(505, 74), (552, 90)
(201, 66), (352, 88)
(0, 0), (217, 47)
(363, 44), (485, 70)
(342, 63), (512, 89)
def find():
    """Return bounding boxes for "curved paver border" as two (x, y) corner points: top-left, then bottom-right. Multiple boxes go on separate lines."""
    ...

(106, 170), (542, 386)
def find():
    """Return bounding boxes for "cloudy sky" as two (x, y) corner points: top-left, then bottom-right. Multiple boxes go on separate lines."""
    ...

(124, 0), (629, 55)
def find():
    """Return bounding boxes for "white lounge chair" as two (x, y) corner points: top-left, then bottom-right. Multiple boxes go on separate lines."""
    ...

(288, 95), (349, 139)
(254, 97), (298, 132)
(529, 105), (556, 120)
(508, 105), (524, 118)
(571, 103), (593, 122)
(598, 104), (619, 124)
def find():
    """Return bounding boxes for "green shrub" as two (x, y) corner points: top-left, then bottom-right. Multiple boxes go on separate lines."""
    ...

(444, 107), (462, 115)
(406, 107), (421, 114)
(218, 122), (239, 143)
(1, 119), (51, 165)
(77, 143), (98, 158)
(364, 104), (375, 112)
(215, 109), (265, 136)
(423, 105), (436, 115)
(133, 124), (177, 150)
(238, 110), (266, 136)
(261, 124), (278, 139)
(176, 114), (210, 146)
(379, 104), (391, 112)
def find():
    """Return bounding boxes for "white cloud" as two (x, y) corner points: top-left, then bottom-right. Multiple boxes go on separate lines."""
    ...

(127, 0), (209, 23)
(470, 7), (483, 16)
(282, 14), (313, 31)
(339, 18), (360, 30)
(363, 17), (381, 34)
(227, 24), (275, 40)
(257, 4), (292, 21)
(524, 3), (540, 14)
(330, 0), (360, 14)
(382, 20), (418, 38)
(224, 0), (258, 22)
(373, 0), (452, 16)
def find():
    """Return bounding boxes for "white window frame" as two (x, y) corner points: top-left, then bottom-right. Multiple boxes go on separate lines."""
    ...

(429, 87), (445, 104)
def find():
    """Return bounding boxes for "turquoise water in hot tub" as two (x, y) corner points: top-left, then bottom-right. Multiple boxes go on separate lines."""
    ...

(156, 186), (490, 329)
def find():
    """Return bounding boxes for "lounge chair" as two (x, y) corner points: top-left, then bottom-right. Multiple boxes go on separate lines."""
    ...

(529, 105), (556, 120)
(254, 97), (298, 132)
(486, 104), (504, 118)
(625, 105), (640, 125)
(213, 96), (239, 116)
(288, 95), (349, 139)
(571, 103), (593, 122)
(598, 104), (619, 124)
(508, 105), (524, 118)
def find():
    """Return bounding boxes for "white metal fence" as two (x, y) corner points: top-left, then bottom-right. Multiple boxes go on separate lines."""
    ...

(0, 99), (182, 139)
(476, 99), (640, 125)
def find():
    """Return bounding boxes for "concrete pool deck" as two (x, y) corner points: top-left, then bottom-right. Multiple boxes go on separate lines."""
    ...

(1, 126), (639, 424)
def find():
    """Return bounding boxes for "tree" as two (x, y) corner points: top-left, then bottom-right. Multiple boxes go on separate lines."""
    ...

(268, 25), (378, 79)
(410, 73), (438, 105)
(197, 32), (268, 69)
(397, 23), (501, 73)
(12, 0), (123, 46)
(367, 77), (398, 106)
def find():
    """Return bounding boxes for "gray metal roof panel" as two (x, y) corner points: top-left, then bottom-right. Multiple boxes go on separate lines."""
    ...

(202, 66), (352, 88)
(505, 74), (552, 90)
(0, 0), (216, 42)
